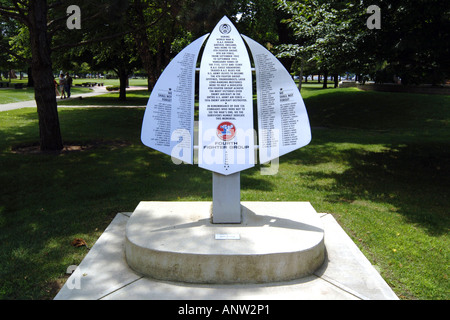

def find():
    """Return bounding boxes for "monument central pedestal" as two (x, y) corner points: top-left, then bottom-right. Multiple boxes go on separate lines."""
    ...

(125, 201), (325, 284)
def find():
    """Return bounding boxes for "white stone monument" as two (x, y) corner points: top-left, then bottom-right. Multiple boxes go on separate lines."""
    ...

(141, 16), (311, 224)
(130, 16), (323, 284)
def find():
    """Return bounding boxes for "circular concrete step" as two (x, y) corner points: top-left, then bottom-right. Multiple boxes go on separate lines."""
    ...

(125, 201), (325, 284)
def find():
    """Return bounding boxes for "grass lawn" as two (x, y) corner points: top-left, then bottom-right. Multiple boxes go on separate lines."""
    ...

(57, 89), (150, 107)
(0, 78), (147, 104)
(0, 87), (95, 104)
(71, 77), (148, 87)
(0, 83), (448, 300)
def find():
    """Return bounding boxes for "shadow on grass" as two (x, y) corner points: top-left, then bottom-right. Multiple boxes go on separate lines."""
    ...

(0, 143), (216, 298)
(305, 88), (450, 131)
(288, 141), (450, 236)
(0, 109), (277, 299)
(0, 107), (209, 299)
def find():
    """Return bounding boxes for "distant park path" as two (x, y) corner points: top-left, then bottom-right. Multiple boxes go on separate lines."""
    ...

(0, 86), (148, 112)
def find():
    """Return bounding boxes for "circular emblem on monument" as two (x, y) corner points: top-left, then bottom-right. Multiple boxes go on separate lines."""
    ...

(217, 122), (236, 141)
(219, 23), (231, 34)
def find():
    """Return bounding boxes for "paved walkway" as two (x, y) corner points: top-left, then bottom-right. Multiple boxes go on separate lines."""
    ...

(0, 86), (147, 112)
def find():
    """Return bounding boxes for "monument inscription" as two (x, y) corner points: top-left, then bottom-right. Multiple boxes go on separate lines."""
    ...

(141, 34), (209, 164)
(199, 16), (255, 175)
(241, 35), (311, 164)
(141, 16), (311, 174)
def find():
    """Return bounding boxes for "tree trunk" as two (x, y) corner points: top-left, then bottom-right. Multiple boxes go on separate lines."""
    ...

(322, 70), (328, 89)
(298, 57), (304, 91)
(333, 73), (339, 88)
(29, 0), (63, 151)
(147, 76), (155, 91)
(27, 66), (34, 87)
(131, 0), (157, 91)
(118, 68), (128, 101)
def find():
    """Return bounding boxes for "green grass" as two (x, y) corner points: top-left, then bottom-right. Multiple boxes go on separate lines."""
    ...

(0, 87), (93, 104)
(0, 84), (448, 299)
(71, 78), (148, 87)
(0, 87), (36, 104)
(0, 78), (147, 104)
(57, 89), (150, 106)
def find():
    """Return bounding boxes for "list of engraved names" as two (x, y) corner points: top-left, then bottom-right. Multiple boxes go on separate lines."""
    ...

(152, 52), (195, 147)
(255, 52), (299, 148)
(204, 34), (247, 121)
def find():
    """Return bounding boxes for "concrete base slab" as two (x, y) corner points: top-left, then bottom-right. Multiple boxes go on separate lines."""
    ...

(54, 202), (398, 300)
(125, 202), (325, 283)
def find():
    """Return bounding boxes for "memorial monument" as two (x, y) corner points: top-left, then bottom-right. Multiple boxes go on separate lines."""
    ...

(126, 16), (324, 284)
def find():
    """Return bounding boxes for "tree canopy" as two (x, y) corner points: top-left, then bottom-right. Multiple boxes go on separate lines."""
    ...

(276, 0), (450, 85)
(0, 0), (448, 151)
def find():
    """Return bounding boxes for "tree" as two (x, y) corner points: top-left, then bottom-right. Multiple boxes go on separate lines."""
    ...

(92, 35), (141, 101)
(276, 0), (450, 86)
(0, 0), (155, 151)
(372, 0), (450, 85)
(129, 0), (175, 90)
(128, 0), (230, 90)
(276, 0), (368, 88)
(0, 0), (65, 151)
(4, 21), (34, 86)
(129, 0), (284, 91)
(233, 0), (279, 44)
(0, 15), (28, 76)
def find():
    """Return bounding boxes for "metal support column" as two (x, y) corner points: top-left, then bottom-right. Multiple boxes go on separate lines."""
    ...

(212, 172), (241, 223)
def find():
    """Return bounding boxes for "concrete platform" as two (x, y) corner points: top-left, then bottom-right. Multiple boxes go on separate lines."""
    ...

(54, 202), (399, 300)
(125, 202), (325, 283)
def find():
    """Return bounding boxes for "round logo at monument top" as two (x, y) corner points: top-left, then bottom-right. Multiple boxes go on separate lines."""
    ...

(219, 23), (231, 34)
(217, 122), (236, 141)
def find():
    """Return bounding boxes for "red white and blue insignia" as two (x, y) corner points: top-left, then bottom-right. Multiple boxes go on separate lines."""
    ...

(217, 122), (236, 141)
